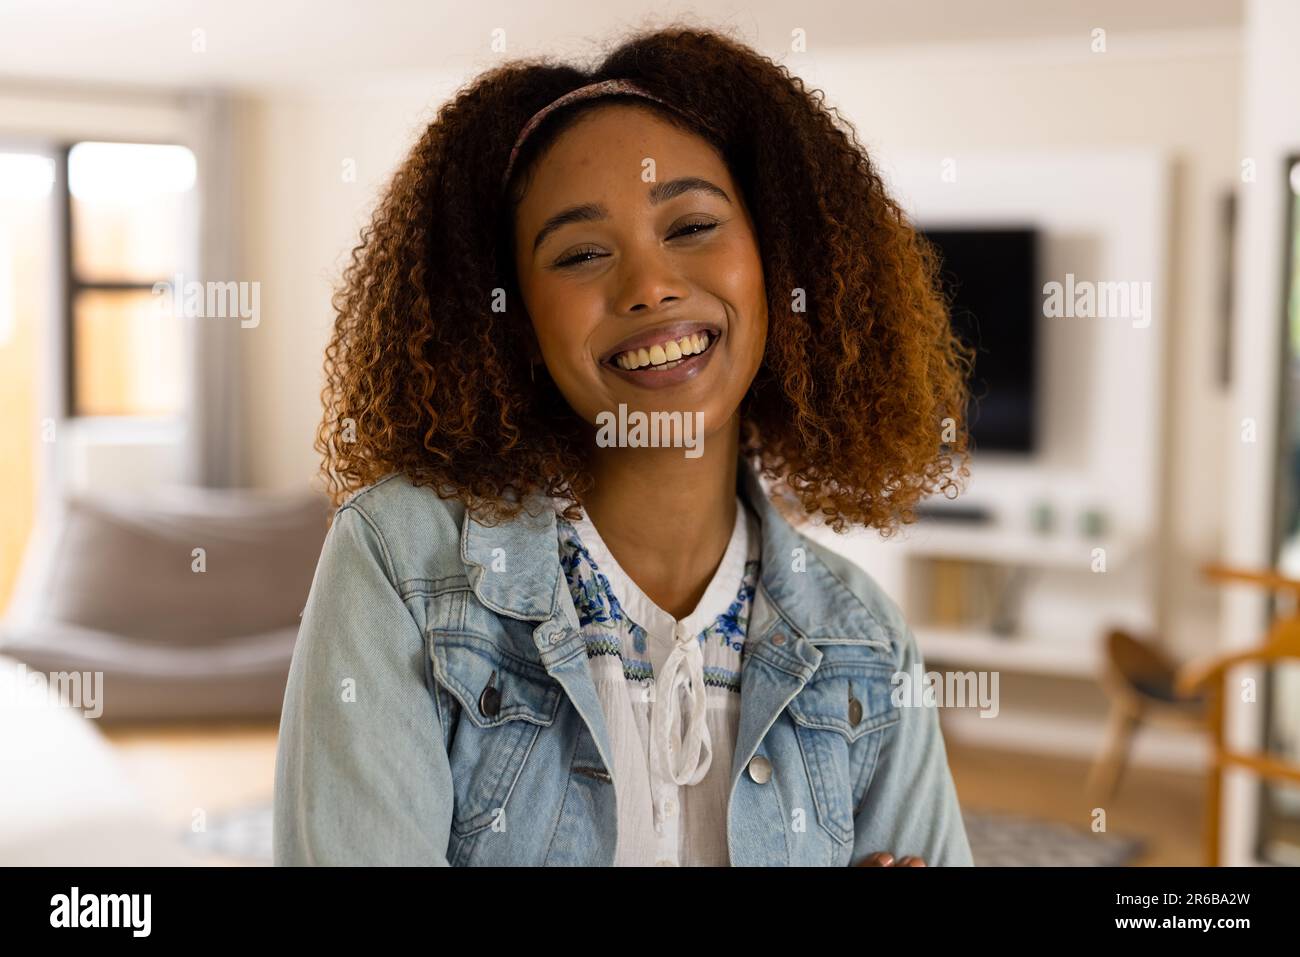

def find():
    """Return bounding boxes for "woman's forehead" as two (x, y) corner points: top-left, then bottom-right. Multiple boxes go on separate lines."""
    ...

(527, 104), (724, 188)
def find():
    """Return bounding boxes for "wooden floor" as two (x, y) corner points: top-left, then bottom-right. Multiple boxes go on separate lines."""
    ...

(948, 742), (1206, 866)
(102, 722), (1206, 866)
(102, 720), (281, 867)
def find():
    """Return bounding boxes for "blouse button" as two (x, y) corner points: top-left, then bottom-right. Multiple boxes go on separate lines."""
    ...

(747, 755), (772, 784)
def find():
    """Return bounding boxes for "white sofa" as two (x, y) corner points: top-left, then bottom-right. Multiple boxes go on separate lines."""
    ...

(0, 653), (202, 865)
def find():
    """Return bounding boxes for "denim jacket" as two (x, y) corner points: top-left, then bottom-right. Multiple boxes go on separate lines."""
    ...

(273, 455), (974, 866)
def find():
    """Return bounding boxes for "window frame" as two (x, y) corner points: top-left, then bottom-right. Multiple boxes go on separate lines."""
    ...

(58, 137), (192, 420)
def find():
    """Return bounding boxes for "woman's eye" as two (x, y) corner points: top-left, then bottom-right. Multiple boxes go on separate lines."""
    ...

(553, 221), (719, 269)
(671, 220), (719, 239)
(555, 247), (603, 268)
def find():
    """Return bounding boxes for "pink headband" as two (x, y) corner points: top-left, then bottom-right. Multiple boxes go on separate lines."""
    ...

(500, 78), (710, 192)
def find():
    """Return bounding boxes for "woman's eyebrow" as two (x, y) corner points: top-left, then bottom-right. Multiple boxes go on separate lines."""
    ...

(648, 175), (732, 208)
(531, 176), (732, 255)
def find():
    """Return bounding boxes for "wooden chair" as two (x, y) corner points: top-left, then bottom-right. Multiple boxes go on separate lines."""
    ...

(1175, 562), (1300, 866)
(1086, 628), (1208, 807)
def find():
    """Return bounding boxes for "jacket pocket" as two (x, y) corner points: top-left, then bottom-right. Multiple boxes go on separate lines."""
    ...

(786, 661), (898, 845)
(429, 632), (562, 837)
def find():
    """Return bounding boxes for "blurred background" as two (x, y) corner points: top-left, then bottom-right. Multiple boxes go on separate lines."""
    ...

(1, 0), (1298, 866)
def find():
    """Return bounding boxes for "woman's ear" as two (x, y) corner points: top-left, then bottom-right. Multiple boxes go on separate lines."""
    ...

(524, 327), (544, 366)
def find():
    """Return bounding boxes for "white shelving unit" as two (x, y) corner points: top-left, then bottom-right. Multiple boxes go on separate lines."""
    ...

(801, 515), (1142, 680)
(884, 522), (1136, 573)
(912, 626), (1100, 679)
(797, 148), (1181, 763)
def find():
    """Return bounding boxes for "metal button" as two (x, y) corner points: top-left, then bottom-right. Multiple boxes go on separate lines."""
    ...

(549, 630), (565, 645)
(747, 755), (772, 784)
(771, 632), (786, 646)
(849, 695), (863, 726)
(478, 670), (501, 718)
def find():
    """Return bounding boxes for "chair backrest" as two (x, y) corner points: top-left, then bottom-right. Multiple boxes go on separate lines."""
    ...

(1177, 615), (1300, 697)
(1178, 563), (1300, 696)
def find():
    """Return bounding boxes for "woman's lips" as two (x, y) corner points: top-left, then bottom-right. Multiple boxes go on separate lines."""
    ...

(601, 330), (721, 389)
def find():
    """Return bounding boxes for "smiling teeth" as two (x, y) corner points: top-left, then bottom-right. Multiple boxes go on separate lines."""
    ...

(616, 333), (711, 370)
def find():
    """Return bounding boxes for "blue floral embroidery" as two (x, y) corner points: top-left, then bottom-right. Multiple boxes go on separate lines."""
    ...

(701, 563), (758, 654)
(556, 516), (758, 693)
(556, 518), (649, 656)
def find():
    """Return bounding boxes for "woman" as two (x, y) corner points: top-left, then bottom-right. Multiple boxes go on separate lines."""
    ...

(274, 25), (974, 867)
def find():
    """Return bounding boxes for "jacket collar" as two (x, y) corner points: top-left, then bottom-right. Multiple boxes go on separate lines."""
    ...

(461, 455), (889, 848)
(459, 454), (883, 644)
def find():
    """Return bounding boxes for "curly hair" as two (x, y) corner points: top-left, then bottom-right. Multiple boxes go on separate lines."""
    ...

(317, 24), (973, 535)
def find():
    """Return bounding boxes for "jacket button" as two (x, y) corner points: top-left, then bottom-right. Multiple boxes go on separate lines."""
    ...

(771, 632), (786, 646)
(479, 670), (501, 718)
(849, 696), (863, 726)
(747, 755), (772, 784)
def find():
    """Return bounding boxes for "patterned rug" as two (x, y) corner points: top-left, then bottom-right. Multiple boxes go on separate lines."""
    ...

(182, 803), (273, 865)
(183, 804), (1144, 866)
(962, 808), (1145, 866)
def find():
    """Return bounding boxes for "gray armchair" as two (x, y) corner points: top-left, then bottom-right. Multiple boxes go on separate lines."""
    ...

(0, 486), (330, 723)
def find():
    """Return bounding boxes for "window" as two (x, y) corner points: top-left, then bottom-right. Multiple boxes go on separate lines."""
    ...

(63, 141), (196, 417)
(0, 150), (56, 611)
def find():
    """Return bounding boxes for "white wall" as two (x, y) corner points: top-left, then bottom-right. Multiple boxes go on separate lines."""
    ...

(234, 84), (459, 493)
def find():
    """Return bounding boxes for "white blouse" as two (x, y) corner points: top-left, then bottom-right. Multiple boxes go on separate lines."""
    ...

(554, 497), (761, 866)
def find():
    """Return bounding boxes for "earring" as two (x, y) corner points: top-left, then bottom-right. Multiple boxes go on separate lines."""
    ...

(530, 362), (536, 384)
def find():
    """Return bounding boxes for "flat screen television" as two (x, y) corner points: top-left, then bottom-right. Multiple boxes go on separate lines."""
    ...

(919, 226), (1040, 454)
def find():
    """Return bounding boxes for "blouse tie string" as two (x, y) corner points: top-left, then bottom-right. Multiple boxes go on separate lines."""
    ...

(651, 622), (713, 786)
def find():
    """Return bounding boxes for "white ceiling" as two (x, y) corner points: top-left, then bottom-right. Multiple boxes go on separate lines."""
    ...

(0, 0), (1244, 94)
